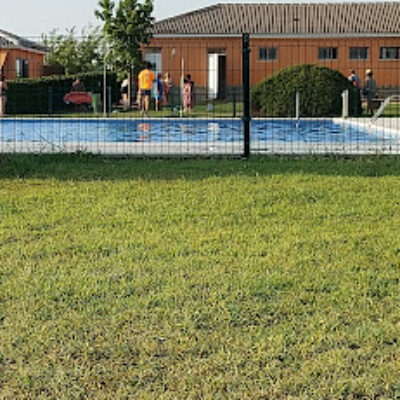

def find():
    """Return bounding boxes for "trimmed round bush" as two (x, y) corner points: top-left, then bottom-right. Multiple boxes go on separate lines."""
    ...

(251, 64), (359, 117)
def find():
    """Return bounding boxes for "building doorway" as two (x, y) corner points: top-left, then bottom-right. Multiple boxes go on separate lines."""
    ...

(145, 49), (162, 75)
(208, 52), (227, 100)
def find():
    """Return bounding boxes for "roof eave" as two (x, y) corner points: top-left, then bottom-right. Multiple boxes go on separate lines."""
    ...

(0, 44), (47, 54)
(153, 33), (400, 39)
(0, 28), (47, 54)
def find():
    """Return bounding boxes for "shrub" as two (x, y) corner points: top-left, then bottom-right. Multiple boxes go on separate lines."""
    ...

(251, 64), (360, 117)
(5, 72), (120, 115)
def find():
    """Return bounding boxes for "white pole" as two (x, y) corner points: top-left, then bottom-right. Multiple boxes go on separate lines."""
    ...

(342, 89), (349, 119)
(103, 61), (107, 117)
(103, 36), (111, 117)
(180, 57), (184, 117)
(295, 91), (300, 120)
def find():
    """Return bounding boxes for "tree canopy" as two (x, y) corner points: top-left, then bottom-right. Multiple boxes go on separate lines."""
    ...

(95, 0), (154, 76)
(42, 26), (104, 75)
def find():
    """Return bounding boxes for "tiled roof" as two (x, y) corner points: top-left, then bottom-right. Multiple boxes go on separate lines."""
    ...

(153, 2), (400, 36)
(0, 29), (46, 52)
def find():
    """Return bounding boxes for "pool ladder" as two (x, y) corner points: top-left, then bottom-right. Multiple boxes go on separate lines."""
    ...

(371, 94), (400, 124)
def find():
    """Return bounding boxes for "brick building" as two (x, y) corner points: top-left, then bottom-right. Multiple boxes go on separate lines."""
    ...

(0, 29), (46, 80)
(145, 3), (400, 99)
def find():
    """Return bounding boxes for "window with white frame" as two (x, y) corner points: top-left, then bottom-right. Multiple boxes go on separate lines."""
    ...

(16, 58), (29, 78)
(258, 47), (278, 61)
(349, 47), (369, 60)
(318, 47), (338, 60)
(380, 47), (400, 60)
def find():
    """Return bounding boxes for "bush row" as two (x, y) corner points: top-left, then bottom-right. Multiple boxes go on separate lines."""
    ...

(5, 72), (120, 115)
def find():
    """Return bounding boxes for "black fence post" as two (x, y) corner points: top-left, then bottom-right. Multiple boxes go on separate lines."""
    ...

(242, 33), (251, 158)
(233, 90), (236, 118)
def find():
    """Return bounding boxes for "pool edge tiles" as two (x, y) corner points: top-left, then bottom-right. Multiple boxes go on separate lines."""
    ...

(1, 141), (399, 155)
(335, 117), (400, 139)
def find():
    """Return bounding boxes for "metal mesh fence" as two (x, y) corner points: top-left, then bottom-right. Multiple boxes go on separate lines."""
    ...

(249, 36), (400, 155)
(1, 35), (400, 156)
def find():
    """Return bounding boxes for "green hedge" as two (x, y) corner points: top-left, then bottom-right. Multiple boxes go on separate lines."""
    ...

(5, 72), (120, 115)
(251, 64), (361, 117)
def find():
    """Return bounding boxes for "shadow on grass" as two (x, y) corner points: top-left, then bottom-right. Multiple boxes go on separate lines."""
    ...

(1, 153), (400, 181)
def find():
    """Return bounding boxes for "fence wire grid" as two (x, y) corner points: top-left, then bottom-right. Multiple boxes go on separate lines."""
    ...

(1, 35), (400, 156)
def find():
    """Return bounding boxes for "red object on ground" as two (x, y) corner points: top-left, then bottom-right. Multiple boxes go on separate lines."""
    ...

(63, 92), (92, 105)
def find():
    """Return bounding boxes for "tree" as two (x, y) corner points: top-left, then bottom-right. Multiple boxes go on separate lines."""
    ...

(95, 0), (154, 76)
(42, 26), (104, 75)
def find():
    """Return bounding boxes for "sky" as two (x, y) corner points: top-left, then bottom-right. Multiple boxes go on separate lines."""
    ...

(1, 0), (398, 38)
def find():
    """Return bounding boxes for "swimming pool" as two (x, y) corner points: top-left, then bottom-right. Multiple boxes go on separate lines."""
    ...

(0, 118), (399, 154)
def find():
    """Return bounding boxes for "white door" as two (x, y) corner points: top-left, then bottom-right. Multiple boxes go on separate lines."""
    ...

(208, 53), (219, 100)
(145, 51), (162, 75)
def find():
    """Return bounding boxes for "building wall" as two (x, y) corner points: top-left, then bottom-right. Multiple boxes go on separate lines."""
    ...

(1, 48), (45, 80)
(146, 36), (400, 89)
(145, 37), (242, 90)
(250, 37), (400, 87)
(0, 49), (8, 74)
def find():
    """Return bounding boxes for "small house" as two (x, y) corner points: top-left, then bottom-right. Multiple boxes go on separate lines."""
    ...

(0, 28), (46, 79)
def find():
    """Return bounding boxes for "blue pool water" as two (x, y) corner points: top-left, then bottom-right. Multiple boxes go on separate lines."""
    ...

(0, 118), (396, 144)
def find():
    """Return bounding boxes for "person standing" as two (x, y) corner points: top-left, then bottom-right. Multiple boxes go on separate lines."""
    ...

(138, 63), (155, 116)
(348, 69), (362, 116)
(162, 72), (172, 107)
(183, 78), (192, 114)
(121, 76), (130, 110)
(183, 74), (194, 114)
(348, 69), (361, 88)
(0, 73), (7, 117)
(153, 73), (163, 112)
(363, 69), (377, 115)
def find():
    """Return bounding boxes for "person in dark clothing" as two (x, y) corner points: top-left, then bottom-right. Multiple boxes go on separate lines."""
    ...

(363, 69), (377, 115)
(71, 78), (86, 92)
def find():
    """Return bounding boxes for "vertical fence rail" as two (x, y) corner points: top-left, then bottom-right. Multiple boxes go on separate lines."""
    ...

(242, 33), (251, 158)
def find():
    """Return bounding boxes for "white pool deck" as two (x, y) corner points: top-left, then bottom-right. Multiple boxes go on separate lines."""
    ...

(1, 117), (400, 155)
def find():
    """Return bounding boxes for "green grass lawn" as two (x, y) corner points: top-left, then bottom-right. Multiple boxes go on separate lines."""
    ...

(114, 102), (244, 118)
(1, 155), (400, 399)
(5, 101), (243, 119)
(379, 103), (400, 118)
